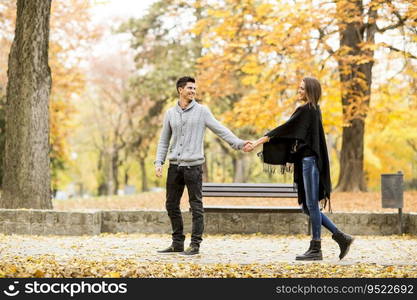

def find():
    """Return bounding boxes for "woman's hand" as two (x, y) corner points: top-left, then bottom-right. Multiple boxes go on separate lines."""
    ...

(243, 136), (270, 152)
(253, 136), (270, 148)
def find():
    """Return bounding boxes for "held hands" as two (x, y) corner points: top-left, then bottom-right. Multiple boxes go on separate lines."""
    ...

(242, 136), (270, 153)
(242, 140), (256, 152)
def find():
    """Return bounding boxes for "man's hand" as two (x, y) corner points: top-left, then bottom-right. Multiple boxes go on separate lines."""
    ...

(155, 166), (163, 177)
(242, 140), (255, 152)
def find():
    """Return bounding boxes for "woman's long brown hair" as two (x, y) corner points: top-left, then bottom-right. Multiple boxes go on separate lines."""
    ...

(303, 77), (321, 108)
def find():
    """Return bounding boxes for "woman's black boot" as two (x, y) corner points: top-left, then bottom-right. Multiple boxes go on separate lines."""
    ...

(295, 240), (323, 261)
(332, 230), (354, 260)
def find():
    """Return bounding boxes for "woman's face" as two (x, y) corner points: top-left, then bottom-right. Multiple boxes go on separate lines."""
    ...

(297, 80), (306, 102)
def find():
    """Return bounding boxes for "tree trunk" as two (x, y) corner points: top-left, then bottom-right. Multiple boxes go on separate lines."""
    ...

(337, 119), (367, 191)
(232, 155), (247, 183)
(335, 0), (375, 192)
(97, 182), (108, 196)
(97, 149), (108, 196)
(124, 167), (130, 185)
(1, 0), (52, 209)
(106, 151), (113, 196)
(139, 158), (148, 192)
(0, 100), (6, 187)
(110, 149), (119, 195)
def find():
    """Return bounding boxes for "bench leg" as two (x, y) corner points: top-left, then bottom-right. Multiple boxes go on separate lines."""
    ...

(307, 218), (311, 236)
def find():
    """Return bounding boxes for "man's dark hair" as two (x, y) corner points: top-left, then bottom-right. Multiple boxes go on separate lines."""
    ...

(176, 76), (195, 94)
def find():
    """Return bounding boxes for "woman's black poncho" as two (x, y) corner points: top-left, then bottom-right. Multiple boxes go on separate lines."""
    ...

(259, 104), (331, 209)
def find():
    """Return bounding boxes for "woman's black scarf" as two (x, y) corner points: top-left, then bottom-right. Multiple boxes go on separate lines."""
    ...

(258, 104), (332, 211)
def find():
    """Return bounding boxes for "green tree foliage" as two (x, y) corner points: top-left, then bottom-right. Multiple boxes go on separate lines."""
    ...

(119, 0), (202, 190)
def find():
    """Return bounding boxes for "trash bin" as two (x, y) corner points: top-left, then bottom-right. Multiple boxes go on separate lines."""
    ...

(381, 172), (404, 208)
(381, 171), (404, 233)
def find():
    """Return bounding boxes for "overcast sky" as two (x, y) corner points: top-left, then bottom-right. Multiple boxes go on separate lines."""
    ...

(90, 0), (156, 22)
(86, 0), (415, 83)
(88, 0), (157, 57)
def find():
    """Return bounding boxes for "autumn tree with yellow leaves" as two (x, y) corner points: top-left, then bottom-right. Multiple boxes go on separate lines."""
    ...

(0, 0), (99, 198)
(120, 0), (204, 189)
(193, 0), (417, 191)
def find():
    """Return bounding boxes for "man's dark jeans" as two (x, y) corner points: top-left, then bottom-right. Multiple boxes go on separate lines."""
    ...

(166, 164), (204, 247)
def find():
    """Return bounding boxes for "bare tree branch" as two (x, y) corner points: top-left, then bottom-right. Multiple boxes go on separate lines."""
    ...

(377, 20), (407, 33)
(376, 0), (408, 33)
(407, 140), (417, 153)
(317, 28), (335, 55)
(383, 43), (417, 59)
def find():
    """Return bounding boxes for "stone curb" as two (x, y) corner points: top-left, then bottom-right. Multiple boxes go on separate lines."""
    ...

(0, 209), (416, 236)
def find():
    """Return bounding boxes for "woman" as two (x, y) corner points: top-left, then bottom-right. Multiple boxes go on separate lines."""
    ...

(244, 77), (353, 261)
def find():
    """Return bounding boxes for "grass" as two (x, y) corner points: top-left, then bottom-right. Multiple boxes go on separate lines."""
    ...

(53, 191), (417, 213)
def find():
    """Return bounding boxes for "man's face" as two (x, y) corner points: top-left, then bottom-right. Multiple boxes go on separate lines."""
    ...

(179, 82), (196, 102)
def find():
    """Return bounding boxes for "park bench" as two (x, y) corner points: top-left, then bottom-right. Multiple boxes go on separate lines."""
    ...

(201, 182), (310, 233)
(202, 183), (301, 213)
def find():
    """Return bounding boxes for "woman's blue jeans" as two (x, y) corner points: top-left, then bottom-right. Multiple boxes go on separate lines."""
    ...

(301, 156), (337, 240)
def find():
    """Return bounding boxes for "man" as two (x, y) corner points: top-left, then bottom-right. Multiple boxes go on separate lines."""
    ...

(155, 76), (250, 255)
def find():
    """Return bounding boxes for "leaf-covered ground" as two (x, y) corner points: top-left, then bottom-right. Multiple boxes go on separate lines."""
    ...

(1, 233), (416, 278)
(1, 257), (417, 278)
(53, 191), (417, 213)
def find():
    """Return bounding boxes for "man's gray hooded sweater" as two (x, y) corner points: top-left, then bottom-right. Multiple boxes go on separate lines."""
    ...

(155, 100), (245, 167)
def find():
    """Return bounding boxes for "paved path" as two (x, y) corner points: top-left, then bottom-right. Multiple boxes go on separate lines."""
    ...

(1, 233), (416, 266)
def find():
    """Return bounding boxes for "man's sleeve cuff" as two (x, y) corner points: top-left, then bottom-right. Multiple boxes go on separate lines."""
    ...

(237, 140), (245, 150)
(154, 161), (163, 167)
